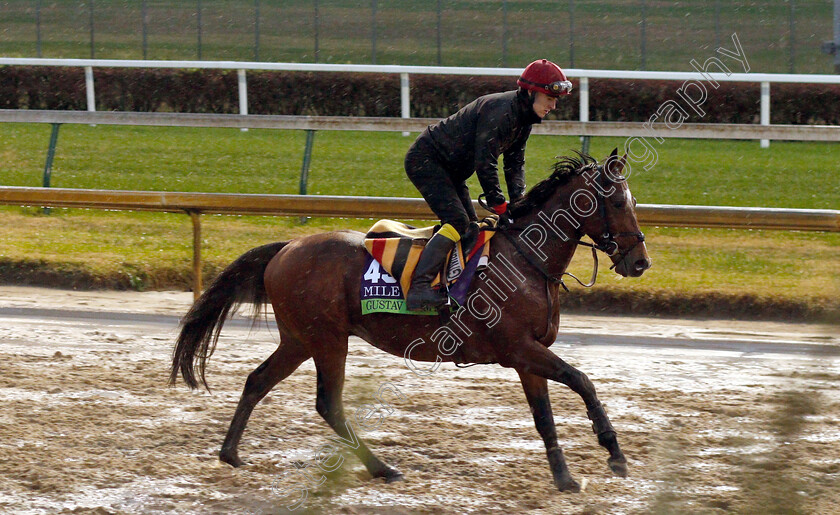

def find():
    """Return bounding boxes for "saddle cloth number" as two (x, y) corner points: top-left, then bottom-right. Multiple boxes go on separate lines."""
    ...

(364, 260), (397, 284)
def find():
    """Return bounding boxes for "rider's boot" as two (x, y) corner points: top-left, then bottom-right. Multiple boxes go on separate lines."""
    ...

(406, 224), (459, 311)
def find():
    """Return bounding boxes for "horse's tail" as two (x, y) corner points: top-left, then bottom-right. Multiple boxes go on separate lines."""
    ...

(170, 241), (289, 390)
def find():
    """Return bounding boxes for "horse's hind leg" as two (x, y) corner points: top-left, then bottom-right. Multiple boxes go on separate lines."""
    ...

(517, 371), (580, 492)
(220, 335), (311, 467)
(313, 343), (403, 482)
(504, 342), (628, 478)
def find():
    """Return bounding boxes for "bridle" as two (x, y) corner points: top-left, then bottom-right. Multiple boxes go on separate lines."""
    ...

(588, 164), (646, 272)
(493, 162), (645, 292)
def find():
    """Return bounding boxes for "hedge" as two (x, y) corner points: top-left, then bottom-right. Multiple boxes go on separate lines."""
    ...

(2, 67), (839, 125)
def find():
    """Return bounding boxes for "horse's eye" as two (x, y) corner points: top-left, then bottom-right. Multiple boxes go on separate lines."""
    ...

(632, 197), (638, 207)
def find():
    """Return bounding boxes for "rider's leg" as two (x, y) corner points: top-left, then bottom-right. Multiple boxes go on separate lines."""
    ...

(404, 148), (470, 311)
(455, 181), (478, 223)
(405, 224), (459, 311)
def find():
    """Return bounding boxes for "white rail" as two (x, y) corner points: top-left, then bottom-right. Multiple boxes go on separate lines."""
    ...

(3, 58), (839, 144)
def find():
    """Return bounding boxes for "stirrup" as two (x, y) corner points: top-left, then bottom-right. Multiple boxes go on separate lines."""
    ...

(406, 287), (448, 311)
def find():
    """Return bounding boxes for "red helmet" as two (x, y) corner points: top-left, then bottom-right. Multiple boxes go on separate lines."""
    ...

(517, 59), (572, 97)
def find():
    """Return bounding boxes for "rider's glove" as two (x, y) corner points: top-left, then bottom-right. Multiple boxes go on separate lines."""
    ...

(491, 201), (508, 215)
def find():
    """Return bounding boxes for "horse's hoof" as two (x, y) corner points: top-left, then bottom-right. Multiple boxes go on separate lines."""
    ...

(219, 451), (244, 468)
(608, 456), (628, 478)
(385, 469), (405, 483)
(382, 467), (404, 483)
(385, 472), (404, 483)
(554, 477), (581, 493)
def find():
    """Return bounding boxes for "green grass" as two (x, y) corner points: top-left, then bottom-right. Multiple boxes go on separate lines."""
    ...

(2, 124), (837, 209)
(0, 122), (838, 317)
(0, 0), (834, 73)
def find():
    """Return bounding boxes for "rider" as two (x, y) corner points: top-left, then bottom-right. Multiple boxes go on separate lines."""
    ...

(404, 59), (573, 311)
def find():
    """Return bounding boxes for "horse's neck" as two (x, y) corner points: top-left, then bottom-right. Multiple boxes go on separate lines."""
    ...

(501, 208), (580, 279)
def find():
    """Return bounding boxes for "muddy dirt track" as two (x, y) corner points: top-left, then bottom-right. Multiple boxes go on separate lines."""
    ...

(0, 286), (838, 514)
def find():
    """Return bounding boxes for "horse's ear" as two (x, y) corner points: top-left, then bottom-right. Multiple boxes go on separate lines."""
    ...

(605, 148), (624, 177)
(620, 152), (628, 166)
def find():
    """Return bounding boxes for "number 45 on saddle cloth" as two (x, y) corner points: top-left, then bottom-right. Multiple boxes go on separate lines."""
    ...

(361, 219), (496, 315)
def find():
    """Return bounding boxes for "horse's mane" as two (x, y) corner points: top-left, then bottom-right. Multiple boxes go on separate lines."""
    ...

(509, 151), (597, 218)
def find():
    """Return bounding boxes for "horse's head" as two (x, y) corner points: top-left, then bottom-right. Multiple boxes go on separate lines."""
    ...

(508, 149), (650, 279)
(574, 149), (651, 277)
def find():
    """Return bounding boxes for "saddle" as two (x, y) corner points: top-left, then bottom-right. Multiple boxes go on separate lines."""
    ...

(360, 219), (496, 314)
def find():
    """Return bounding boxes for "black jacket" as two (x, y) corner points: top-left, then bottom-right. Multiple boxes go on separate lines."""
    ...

(416, 89), (542, 206)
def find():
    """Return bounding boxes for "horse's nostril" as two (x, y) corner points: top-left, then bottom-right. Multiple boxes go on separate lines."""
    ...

(635, 258), (651, 271)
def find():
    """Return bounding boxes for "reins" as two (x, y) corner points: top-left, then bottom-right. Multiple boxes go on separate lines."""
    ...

(498, 228), (600, 293)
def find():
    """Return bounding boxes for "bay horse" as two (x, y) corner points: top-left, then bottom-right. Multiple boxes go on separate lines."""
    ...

(170, 149), (650, 493)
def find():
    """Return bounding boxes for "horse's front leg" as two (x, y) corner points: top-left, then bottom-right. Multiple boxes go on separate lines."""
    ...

(517, 371), (580, 492)
(503, 342), (628, 478)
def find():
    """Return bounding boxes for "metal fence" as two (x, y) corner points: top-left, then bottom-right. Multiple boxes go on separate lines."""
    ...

(1, 0), (837, 74)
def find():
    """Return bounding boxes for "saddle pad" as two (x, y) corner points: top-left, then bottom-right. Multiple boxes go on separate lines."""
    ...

(361, 219), (494, 315)
(366, 219), (436, 240)
(363, 219), (494, 294)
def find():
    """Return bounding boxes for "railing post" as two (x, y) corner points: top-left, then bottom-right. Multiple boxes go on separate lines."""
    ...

(85, 66), (96, 113)
(834, 0), (840, 74)
(501, 0), (508, 67)
(789, 0), (796, 73)
(299, 130), (316, 223)
(237, 69), (248, 132)
(640, 0), (647, 70)
(579, 77), (589, 122)
(314, 0), (320, 63)
(568, 0), (575, 67)
(42, 123), (61, 214)
(299, 130), (316, 195)
(579, 76), (590, 153)
(371, 0), (377, 64)
(88, 0), (95, 59)
(43, 123), (61, 188)
(401, 72), (410, 137)
(189, 210), (202, 301)
(197, 0), (203, 60)
(760, 81), (770, 148)
(36, 0), (42, 58)
(142, 0), (148, 59)
(581, 135), (591, 155)
(254, 0), (260, 61)
(436, 0), (442, 65)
